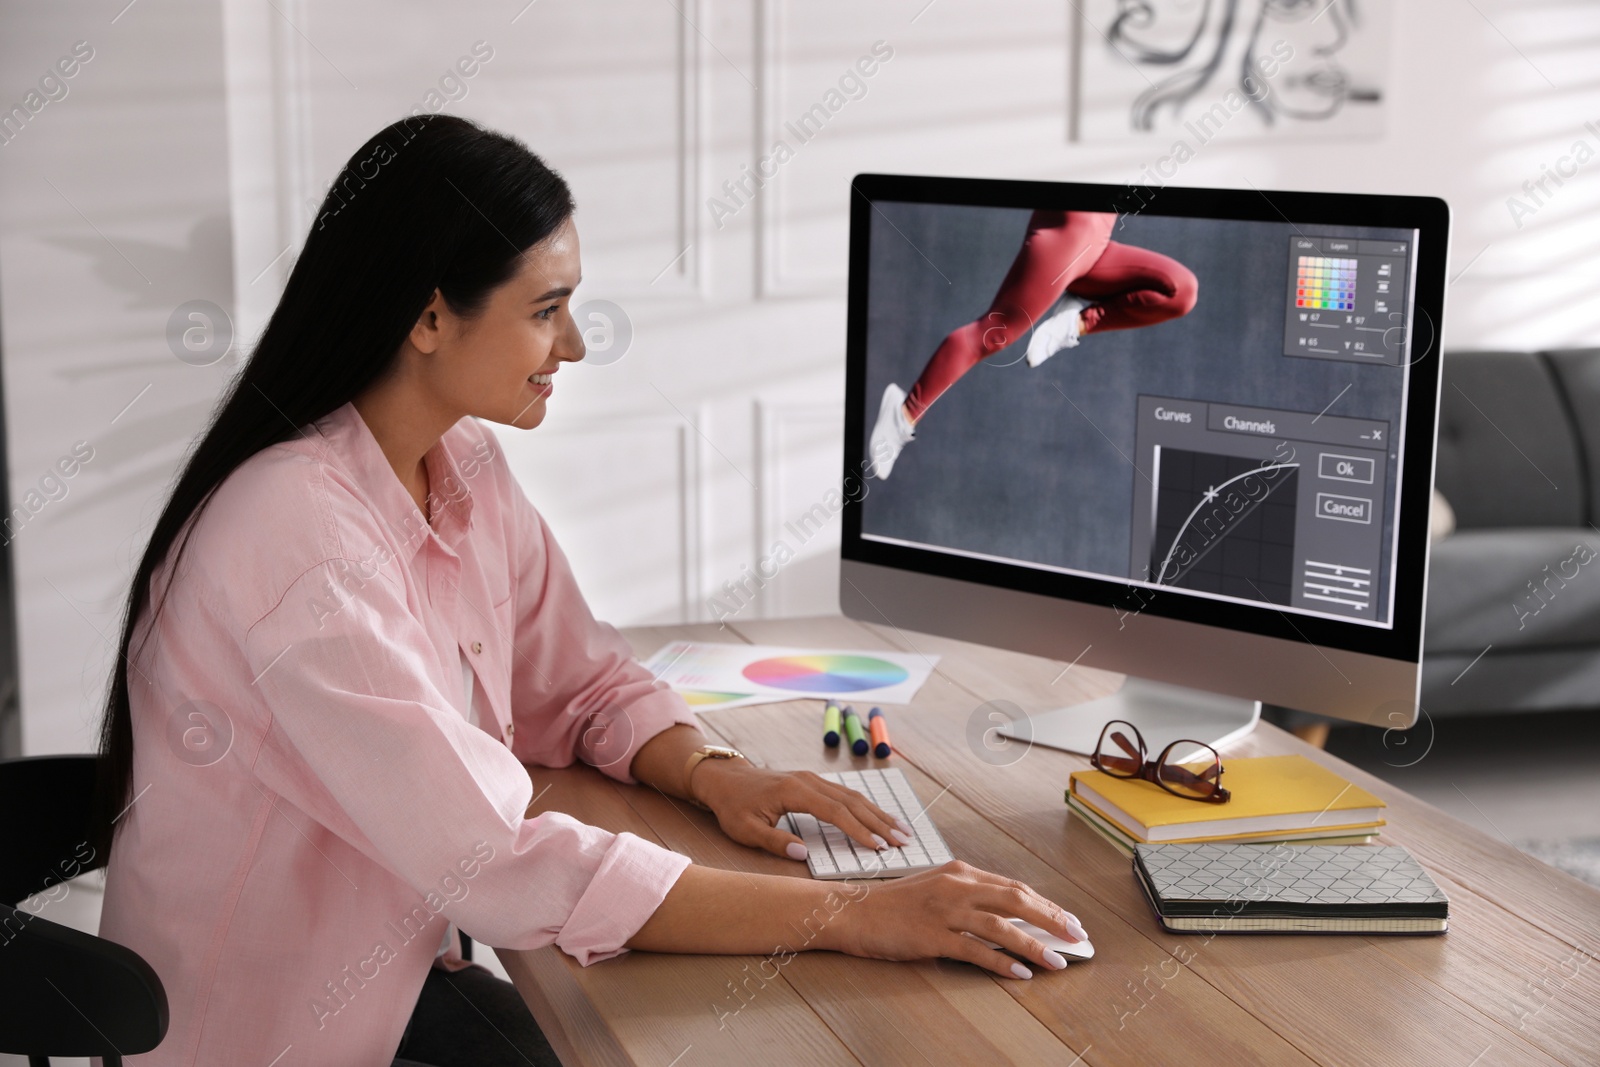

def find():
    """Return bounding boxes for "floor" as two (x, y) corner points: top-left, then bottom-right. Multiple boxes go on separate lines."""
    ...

(8, 711), (1595, 1066)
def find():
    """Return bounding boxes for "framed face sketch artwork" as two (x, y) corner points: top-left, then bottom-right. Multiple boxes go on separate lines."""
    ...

(1074, 0), (1391, 142)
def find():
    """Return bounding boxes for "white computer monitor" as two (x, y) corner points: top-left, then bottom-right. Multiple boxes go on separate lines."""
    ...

(840, 174), (1448, 754)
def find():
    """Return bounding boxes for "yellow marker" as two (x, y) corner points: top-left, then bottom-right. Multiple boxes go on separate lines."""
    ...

(823, 701), (842, 748)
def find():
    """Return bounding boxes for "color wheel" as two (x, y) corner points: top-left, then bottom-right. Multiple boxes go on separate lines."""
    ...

(742, 654), (909, 694)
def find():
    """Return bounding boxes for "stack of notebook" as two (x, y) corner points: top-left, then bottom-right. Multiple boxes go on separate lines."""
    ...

(1066, 755), (1386, 857)
(1134, 842), (1449, 934)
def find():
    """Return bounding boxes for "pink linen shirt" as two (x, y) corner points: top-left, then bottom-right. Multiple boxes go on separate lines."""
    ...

(98, 400), (697, 1065)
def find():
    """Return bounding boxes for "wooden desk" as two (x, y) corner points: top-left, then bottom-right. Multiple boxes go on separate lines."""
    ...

(499, 616), (1600, 1067)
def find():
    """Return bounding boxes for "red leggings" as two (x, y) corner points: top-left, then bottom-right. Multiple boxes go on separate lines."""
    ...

(903, 210), (1199, 421)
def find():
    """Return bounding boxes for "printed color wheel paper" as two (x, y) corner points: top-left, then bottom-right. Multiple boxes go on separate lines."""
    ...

(644, 641), (938, 710)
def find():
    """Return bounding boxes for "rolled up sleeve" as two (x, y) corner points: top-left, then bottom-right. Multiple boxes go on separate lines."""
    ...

(556, 829), (692, 964)
(243, 558), (688, 960)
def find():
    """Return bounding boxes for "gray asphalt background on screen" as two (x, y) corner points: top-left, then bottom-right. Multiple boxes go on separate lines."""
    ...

(859, 202), (1411, 583)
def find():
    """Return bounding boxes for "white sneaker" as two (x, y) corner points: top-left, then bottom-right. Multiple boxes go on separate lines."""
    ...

(1025, 294), (1091, 367)
(868, 383), (915, 479)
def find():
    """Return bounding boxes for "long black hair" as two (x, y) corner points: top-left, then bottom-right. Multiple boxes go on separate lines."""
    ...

(91, 114), (575, 856)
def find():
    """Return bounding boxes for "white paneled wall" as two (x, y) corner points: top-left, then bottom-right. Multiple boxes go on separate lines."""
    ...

(4, 0), (1600, 756)
(752, 399), (845, 620)
(0, 0), (235, 758)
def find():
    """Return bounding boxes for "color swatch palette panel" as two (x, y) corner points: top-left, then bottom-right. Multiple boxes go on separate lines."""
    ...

(1296, 255), (1356, 310)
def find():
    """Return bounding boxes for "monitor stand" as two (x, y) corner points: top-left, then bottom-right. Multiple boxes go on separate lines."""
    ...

(995, 677), (1260, 758)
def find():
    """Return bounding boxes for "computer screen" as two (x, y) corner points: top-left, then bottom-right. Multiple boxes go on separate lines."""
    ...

(843, 177), (1448, 686)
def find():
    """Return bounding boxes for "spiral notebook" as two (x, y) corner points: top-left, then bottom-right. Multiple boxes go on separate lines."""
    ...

(1134, 843), (1449, 934)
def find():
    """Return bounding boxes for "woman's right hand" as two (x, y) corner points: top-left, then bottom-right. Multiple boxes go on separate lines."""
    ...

(826, 860), (1090, 978)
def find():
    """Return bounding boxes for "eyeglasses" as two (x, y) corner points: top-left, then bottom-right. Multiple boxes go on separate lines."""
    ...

(1091, 720), (1230, 803)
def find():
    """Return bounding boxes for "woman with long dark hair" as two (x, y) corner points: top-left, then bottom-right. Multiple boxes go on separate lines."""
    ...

(93, 115), (1087, 1066)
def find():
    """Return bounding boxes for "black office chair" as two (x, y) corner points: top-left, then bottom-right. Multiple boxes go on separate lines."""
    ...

(0, 755), (168, 1066)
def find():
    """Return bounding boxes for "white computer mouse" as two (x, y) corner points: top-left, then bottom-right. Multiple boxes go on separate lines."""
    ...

(976, 917), (1094, 962)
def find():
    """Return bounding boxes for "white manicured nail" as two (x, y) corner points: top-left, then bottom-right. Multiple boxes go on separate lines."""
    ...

(1010, 962), (1033, 980)
(889, 829), (912, 846)
(786, 842), (808, 861)
(1043, 950), (1067, 970)
(870, 833), (888, 850)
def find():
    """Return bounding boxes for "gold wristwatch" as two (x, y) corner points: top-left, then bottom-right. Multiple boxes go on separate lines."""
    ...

(683, 744), (745, 809)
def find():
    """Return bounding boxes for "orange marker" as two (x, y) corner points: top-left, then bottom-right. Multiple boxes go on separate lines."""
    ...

(868, 707), (892, 758)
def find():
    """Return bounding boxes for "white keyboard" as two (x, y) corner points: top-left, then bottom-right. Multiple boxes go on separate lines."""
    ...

(783, 768), (955, 880)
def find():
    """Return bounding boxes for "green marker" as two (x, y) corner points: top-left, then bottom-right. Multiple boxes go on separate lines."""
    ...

(842, 705), (869, 756)
(823, 701), (842, 748)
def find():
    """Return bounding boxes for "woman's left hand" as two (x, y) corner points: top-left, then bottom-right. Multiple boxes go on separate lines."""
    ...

(688, 760), (915, 861)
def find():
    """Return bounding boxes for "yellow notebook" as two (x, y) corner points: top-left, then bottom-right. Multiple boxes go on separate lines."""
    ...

(1068, 755), (1386, 843)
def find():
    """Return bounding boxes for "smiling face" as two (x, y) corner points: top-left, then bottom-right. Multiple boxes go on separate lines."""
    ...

(410, 215), (586, 431)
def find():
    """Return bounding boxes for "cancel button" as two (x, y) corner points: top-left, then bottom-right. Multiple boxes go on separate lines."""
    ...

(1317, 493), (1372, 524)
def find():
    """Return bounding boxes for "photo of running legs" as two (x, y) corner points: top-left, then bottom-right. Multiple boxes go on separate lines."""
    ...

(869, 209), (1200, 479)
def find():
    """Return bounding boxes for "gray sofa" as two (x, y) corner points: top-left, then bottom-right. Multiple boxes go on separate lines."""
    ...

(1424, 348), (1600, 715)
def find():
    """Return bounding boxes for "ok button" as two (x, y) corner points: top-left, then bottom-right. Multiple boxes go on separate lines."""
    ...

(1318, 452), (1375, 484)
(1317, 492), (1372, 524)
